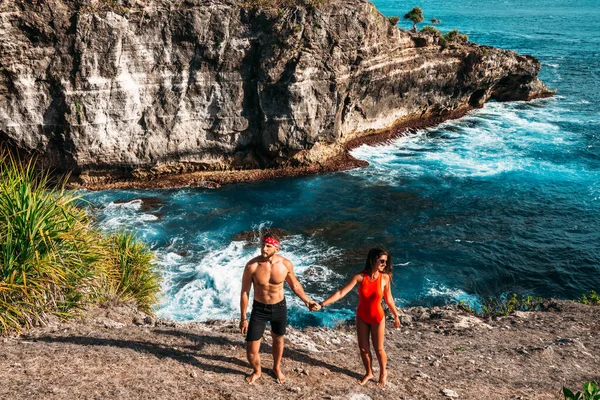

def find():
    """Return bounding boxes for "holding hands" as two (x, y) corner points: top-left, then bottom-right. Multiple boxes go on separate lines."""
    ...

(307, 300), (322, 312)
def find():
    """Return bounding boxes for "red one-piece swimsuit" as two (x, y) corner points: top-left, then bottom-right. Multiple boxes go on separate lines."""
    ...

(356, 273), (385, 324)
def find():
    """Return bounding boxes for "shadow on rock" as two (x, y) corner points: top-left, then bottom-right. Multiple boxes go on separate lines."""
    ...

(33, 334), (246, 376)
(155, 330), (362, 381)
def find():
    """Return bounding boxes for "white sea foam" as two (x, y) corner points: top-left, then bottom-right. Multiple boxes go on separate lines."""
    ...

(424, 280), (477, 305)
(155, 233), (344, 322)
(348, 101), (584, 182)
(92, 199), (162, 236)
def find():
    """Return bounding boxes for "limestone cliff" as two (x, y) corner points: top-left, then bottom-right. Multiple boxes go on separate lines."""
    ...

(0, 0), (554, 186)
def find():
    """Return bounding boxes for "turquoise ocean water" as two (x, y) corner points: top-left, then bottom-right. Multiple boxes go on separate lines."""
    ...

(82, 0), (600, 327)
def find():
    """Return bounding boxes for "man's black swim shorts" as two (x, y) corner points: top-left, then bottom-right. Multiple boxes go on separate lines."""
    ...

(246, 299), (287, 342)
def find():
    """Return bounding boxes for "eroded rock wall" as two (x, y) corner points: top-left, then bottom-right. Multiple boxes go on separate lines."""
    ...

(0, 0), (553, 183)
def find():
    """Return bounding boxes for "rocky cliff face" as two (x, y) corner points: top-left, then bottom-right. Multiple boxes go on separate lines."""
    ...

(0, 0), (554, 186)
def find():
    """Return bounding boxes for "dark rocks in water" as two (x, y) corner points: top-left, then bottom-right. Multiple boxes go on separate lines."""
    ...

(113, 197), (163, 211)
(231, 228), (291, 243)
(0, 0), (555, 188)
(150, 212), (164, 220)
(201, 181), (221, 189)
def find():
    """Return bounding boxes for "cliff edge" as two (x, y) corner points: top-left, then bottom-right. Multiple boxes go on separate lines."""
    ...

(0, 0), (555, 187)
(1, 301), (597, 399)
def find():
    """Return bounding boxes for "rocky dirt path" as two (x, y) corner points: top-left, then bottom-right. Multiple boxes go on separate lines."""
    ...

(1, 301), (598, 399)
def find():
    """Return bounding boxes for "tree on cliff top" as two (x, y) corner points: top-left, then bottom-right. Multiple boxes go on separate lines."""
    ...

(404, 7), (424, 32)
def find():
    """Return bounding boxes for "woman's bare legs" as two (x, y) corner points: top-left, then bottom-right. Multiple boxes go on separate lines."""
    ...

(356, 316), (375, 385)
(370, 319), (387, 386)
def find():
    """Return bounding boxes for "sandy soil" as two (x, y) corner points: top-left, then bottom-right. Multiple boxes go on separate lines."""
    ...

(1, 300), (598, 400)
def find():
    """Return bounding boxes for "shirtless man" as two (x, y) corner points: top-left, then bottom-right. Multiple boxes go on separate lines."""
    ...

(240, 233), (320, 384)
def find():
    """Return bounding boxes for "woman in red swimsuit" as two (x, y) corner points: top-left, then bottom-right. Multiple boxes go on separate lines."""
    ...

(320, 248), (401, 387)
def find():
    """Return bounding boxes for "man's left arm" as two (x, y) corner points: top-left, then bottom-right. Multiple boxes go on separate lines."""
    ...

(284, 260), (320, 310)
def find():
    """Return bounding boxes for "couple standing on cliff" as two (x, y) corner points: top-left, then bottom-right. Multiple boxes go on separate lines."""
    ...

(239, 232), (401, 386)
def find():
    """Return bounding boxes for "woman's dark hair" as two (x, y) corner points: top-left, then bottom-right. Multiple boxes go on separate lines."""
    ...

(362, 248), (392, 275)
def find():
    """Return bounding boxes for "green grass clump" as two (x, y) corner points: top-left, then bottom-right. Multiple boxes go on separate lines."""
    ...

(459, 293), (543, 319)
(100, 232), (160, 314)
(0, 153), (160, 334)
(579, 290), (599, 305)
(563, 381), (600, 400)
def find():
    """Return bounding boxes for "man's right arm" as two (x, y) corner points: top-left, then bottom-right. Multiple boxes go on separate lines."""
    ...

(240, 263), (253, 334)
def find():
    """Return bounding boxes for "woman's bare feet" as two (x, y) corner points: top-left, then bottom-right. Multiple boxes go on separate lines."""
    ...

(377, 371), (387, 387)
(358, 372), (375, 385)
(272, 368), (286, 384)
(245, 371), (261, 384)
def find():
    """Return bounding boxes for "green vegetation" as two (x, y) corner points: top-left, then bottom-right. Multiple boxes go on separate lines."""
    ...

(431, 18), (441, 25)
(101, 232), (160, 314)
(388, 16), (400, 26)
(0, 153), (160, 334)
(563, 381), (600, 400)
(74, 99), (82, 118)
(240, 0), (329, 12)
(443, 28), (469, 43)
(421, 25), (442, 37)
(579, 290), (600, 305)
(459, 293), (543, 319)
(404, 6), (424, 32)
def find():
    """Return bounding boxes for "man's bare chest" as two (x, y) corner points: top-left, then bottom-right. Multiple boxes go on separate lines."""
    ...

(253, 264), (287, 286)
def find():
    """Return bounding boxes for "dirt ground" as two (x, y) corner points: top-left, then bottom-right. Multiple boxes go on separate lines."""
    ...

(1, 300), (598, 400)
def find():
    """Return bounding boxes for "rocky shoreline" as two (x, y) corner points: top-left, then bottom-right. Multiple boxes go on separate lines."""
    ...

(1, 300), (597, 399)
(67, 100), (552, 190)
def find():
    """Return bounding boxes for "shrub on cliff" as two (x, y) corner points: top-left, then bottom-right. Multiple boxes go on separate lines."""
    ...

(404, 6), (424, 32)
(443, 29), (469, 44)
(421, 25), (442, 37)
(388, 16), (400, 26)
(0, 153), (160, 334)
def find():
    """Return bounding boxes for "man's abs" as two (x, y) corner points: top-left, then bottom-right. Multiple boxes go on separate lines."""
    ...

(252, 281), (285, 304)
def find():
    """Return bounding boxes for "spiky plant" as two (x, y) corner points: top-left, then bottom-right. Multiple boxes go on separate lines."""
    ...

(100, 231), (160, 314)
(0, 153), (103, 333)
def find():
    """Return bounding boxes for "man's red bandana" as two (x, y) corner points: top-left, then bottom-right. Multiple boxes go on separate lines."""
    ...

(262, 237), (280, 248)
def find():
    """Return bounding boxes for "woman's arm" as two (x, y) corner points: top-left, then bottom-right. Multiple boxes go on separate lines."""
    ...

(321, 273), (362, 307)
(383, 275), (401, 328)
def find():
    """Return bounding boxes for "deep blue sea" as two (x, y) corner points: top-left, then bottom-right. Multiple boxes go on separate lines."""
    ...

(82, 0), (600, 327)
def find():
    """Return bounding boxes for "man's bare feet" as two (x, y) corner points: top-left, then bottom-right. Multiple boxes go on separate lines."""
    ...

(245, 371), (261, 384)
(377, 371), (387, 387)
(358, 372), (375, 385)
(272, 368), (286, 384)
